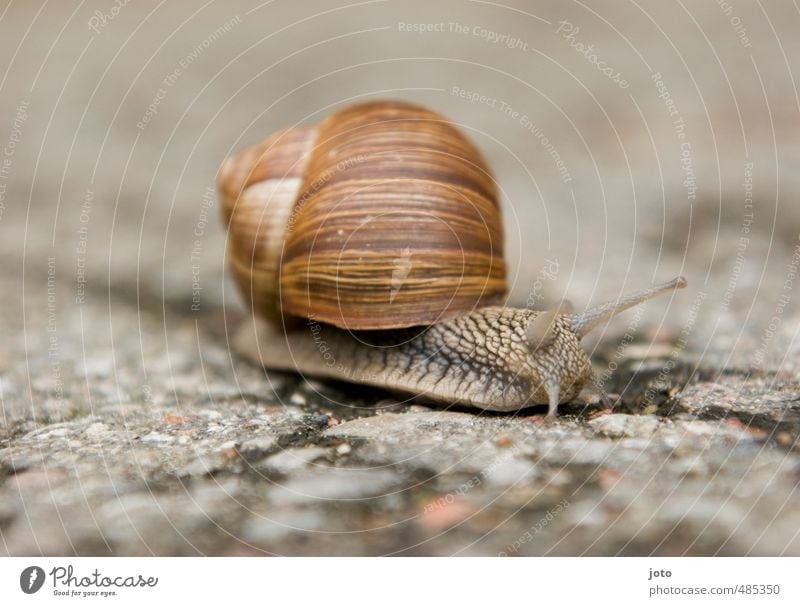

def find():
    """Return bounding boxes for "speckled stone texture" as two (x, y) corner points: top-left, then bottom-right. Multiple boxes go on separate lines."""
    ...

(1, 0), (800, 555)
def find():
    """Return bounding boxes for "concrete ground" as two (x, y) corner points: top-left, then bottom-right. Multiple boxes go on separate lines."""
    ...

(1, 0), (799, 555)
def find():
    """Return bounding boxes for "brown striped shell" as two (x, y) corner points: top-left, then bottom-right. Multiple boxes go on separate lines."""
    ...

(217, 101), (507, 330)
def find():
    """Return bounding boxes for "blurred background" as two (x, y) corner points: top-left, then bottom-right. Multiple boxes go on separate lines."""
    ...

(1, 0), (800, 556)
(1, 0), (798, 363)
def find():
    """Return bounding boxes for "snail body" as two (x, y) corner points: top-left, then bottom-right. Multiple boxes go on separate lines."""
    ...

(219, 101), (686, 416)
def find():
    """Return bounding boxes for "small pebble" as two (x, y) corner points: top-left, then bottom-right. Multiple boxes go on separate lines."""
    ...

(163, 414), (190, 425)
(220, 448), (239, 460)
(141, 431), (174, 444)
(495, 434), (512, 448)
(84, 422), (110, 437)
(588, 414), (659, 439)
(418, 499), (474, 532)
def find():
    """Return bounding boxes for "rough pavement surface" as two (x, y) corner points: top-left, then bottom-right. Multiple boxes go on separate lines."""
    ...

(1, 1), (800, 555)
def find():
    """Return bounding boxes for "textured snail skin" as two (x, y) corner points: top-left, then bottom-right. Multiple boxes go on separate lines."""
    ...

(234, 278), (688, 415)
(236, 307), (588, 414)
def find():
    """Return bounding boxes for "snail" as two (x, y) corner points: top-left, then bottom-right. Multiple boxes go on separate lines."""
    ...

(217, 100), (686, 416)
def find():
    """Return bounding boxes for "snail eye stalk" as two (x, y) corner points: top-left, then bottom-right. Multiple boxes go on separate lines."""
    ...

(568, 277), (687, 339)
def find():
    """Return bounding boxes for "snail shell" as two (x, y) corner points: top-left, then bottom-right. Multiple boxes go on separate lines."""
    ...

(218, 100), (507, 330)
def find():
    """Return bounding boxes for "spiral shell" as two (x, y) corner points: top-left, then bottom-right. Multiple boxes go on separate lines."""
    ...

(218, 100), (507, 330)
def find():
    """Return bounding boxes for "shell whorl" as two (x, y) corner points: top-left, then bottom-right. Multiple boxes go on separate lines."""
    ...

(218, 101), (507, 329)
(219, 126), (316, 324)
